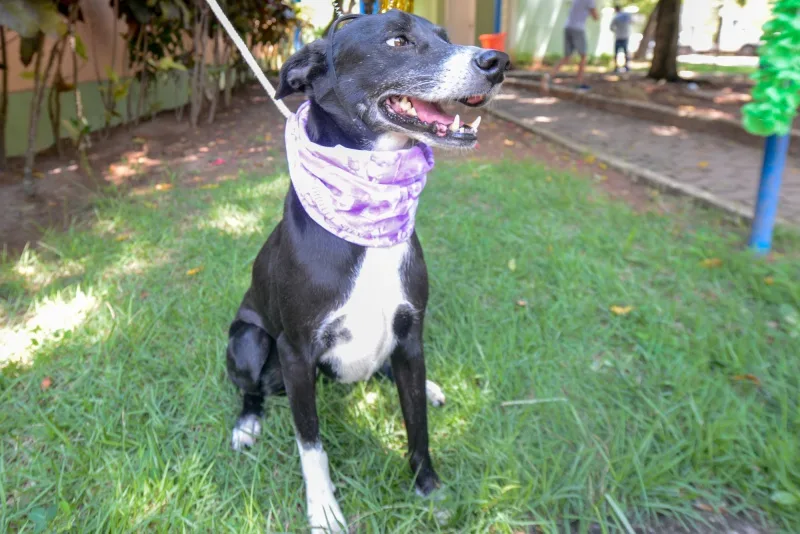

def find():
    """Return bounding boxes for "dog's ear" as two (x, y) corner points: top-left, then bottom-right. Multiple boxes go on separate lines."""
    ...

(275, 40), (327, 99)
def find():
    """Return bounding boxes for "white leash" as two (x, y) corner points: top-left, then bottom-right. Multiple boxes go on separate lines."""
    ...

(204, 0), (292, 119)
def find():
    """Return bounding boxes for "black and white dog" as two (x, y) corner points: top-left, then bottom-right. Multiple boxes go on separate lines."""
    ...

(226, 9), (508, 532)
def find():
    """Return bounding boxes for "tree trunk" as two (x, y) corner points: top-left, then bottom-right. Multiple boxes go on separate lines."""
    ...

(48, 37), (68, 157)
(634, 5), (658, 61)
(206, 30), (220, 124)
(647, 0), (681, 82)
(712, 3), (723, 54)
(23, 37), (60, 197)
(190, 6), (209, 128)
(70, 27), (92, 179)
(0, 27), (8, 170)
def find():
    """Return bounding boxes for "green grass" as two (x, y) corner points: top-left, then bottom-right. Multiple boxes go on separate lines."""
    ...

(2, 160), (800, 533)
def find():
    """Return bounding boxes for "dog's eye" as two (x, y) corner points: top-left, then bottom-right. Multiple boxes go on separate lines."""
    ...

(386, 36), (409, 47)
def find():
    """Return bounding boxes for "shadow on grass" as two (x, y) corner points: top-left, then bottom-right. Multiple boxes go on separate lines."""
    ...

(1, 160), (799, 532)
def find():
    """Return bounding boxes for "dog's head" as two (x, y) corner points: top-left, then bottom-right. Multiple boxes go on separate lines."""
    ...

(275, 10), (510, 149)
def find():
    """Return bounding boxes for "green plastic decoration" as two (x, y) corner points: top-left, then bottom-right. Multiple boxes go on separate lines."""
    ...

(742, 0), (800, 136)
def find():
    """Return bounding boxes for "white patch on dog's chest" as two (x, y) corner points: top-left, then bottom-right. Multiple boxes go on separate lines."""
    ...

(319, 243), (410, 383)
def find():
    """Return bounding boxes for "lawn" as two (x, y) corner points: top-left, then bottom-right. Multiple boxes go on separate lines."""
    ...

(1, 159), (799, 533)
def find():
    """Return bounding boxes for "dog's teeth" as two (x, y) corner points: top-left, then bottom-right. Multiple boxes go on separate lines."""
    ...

(407, 107), (418, 117)
(469, 116), (482, 131)
(449, 115), (460, 132)
(400, 100), (412, 111)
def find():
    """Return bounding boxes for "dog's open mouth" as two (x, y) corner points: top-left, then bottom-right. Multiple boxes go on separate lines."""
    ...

(382, 95), (486, 141)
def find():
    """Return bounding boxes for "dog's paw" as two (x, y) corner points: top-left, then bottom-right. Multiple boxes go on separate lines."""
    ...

(307, 492), (347, 533)
(231, 414), (261, 451)
(425, 380), (446, 407)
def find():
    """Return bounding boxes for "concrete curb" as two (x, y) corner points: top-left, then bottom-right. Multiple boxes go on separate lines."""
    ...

(486, 105), (779, 225)
(502, 76), (800, 158)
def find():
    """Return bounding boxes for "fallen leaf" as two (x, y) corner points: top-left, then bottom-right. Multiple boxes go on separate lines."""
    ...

(33, 171), (44, 179)
(200, 183), (220, 190)
(115, 234), (130, 242)
(503, 139), (515, 147)
(516, 299), (528, 307)
(593, 174), (607, 182)
(508, 258), (517, 272)
(584, 154), (596, 164)
(764, 276), (775, 285)
(598, 162), (608, 170)
(547, 245), (554, 254)
(264, 133), (273, 142)
(186, 266), (204, 276)
(40, 377), (52, 390)
(610, 305), (634, 316)
(211, 157), (226, 166)
(545, 176), (553, 182)
(132, 136), (147, 145)
(697, 161), (710, 169)
(701, 258), (722, 268)
(155, 183), (173, 191)
(694, 502), (715, 512)
(143, 201), (158, 209)
(732, 374), (761, 386)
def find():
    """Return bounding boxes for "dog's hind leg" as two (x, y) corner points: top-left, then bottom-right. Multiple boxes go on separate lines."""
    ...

(376, 363), (446, 407)
(227, 319), (283, 451)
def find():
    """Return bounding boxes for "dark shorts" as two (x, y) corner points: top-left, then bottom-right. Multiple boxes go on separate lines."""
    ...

(614, 38), (629, 56)
(564, 28), (587, 57)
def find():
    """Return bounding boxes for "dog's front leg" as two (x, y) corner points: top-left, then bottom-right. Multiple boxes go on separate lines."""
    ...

(277, 334), (347, 533)
(391, 339), (441, 497)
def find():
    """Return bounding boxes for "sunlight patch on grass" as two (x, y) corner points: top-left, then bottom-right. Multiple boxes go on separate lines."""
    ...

(11, 249), (84, 291)
(203, 204), (264, 237)
(0, 288), (97, 368)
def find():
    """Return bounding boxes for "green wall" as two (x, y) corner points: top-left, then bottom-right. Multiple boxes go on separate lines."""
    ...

(475, 0), (496, 42)
(414, 0), (445, 24)
(6, 73), (191, 158)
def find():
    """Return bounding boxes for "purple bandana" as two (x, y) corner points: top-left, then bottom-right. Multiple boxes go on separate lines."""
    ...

(285, 101), (434, 248)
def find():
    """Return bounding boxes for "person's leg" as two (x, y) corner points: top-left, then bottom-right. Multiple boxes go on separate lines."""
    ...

(577, 54), (588, 85)
(622, 38), (630, 71)
(543, 28), (574, 93)
(614, 39), (624, 71)
(575, 30), (589, 88)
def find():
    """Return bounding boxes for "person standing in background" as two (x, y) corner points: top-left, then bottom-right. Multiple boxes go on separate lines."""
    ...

(542, 0), (599, 92)
(610, 4), (632, 72)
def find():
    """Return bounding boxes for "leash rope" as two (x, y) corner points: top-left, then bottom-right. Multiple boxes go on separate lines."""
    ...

(203, 0), (292, 119)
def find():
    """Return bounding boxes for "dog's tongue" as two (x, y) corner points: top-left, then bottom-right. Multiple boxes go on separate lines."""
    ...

(409, 98), (454, 125)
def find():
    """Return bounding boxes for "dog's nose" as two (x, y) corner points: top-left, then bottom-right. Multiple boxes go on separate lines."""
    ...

(474, 50), (511, 84)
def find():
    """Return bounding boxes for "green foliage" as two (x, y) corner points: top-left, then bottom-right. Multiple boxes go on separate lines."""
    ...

(742, 1), (800, 136)
(0, 0), (66, 38)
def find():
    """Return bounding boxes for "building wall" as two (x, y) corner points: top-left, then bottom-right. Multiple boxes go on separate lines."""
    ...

(506, 0), (616, 60)
(413, 0), (445, 25)
(474, 0), (496, 43)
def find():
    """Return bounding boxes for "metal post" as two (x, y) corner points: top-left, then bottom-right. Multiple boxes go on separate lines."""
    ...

(749, 134), (790, 254)
(494, 0), (502, 34)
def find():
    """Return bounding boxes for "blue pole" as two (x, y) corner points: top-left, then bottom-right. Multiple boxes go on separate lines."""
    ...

(748, 134), (790, 254)
(493, 0), (502, 34)
(360, 1), (378, 14)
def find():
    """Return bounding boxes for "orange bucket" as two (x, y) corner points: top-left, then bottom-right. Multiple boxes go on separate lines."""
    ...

(479, 32), (506, 51)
